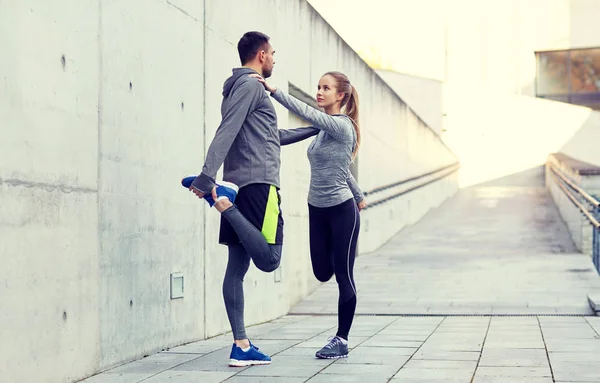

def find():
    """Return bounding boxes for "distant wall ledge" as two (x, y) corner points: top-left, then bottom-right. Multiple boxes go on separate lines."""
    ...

(548, 153), (600, 176)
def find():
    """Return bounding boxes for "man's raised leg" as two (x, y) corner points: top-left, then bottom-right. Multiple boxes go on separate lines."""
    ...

(216, 199), (281, 272)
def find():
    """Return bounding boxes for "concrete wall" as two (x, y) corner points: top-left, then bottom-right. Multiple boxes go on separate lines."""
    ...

(97, 0), (207, 372)
(560, 111), (600, 167)
(1, 2), (102, 382)
(376, 70), (444, 136)
(546, 164), (587, 252)
(2, 1), (208, 381)
(0, 1), (457, 382)
(568, 0), (600, 49)
(360, 167), (459, 254)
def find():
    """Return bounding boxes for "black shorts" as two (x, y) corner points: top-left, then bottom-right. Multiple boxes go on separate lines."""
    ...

(219, 183), (284, 246)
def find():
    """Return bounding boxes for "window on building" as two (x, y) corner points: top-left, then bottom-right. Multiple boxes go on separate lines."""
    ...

(536, 47), (600, 110)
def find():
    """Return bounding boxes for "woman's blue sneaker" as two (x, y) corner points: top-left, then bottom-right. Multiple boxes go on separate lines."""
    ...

(181, 175), (238, 207)
(228, 343), (272, 367)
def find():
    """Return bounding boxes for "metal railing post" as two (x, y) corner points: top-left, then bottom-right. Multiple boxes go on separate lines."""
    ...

(595, 206), (600, 274)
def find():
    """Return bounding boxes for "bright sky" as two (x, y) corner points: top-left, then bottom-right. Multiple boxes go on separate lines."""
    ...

(306, 0), (448, 81)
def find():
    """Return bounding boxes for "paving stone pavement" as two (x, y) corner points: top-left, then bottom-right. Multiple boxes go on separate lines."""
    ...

(81, 315), (600, 383)
(293, 176), (600, 316)
(81, 170), (600, 382)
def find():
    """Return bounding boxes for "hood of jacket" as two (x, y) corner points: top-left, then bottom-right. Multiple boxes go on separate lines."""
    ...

(222, 67), (258, 97)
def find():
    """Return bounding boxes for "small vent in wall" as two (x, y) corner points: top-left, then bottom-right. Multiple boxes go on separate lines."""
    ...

(170, 272), (184, 299)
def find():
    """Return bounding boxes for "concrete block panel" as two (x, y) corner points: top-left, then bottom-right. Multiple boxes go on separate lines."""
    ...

(98, 192), (204, 370)
(97, 0), (206, 369)
(0, 184), (99, 383)
(99, 0), (204, 198)
(205, 0), (280, 48)
(0, 0), (99, 189)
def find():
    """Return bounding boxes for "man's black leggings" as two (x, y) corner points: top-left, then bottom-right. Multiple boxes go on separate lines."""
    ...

(308, 198), (360, 340)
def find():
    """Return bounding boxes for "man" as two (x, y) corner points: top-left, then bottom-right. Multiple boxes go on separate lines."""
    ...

(188, 31), (317, 367)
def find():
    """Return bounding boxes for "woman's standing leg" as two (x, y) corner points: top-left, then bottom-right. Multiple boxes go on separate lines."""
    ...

(331, 199), (360, 341)
(315, 199), (360, 359)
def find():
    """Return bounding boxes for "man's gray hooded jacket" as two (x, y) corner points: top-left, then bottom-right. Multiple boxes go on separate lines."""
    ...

(191, 67), (281, 193)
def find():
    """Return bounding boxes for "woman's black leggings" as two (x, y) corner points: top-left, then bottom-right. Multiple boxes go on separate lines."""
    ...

(308, 198), (360, 340)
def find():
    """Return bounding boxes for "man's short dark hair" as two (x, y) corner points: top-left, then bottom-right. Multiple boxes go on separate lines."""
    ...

(238, 31), (270, 65)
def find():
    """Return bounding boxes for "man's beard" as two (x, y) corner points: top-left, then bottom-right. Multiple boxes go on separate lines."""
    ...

(263, 66), (273, 79)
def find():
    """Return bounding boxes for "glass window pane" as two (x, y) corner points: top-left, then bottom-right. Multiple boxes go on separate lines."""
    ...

(536, 51), (569, 95)
(570, 48), (600, 94)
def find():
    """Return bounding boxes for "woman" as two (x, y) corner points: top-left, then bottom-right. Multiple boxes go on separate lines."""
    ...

(254, 71), (367, 359)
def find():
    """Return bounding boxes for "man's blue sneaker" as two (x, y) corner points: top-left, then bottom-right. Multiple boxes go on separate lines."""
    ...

(181, 175), (197, 189)
(228, 343), (271, 367)
(315, 336), (349, 359)
(181, 176), (239, 207)
(214, 181), (239, 204)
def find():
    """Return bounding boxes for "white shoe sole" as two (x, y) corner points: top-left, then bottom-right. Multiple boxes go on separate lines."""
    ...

(217, 180), (239, 193)
(229, 359), (271, 367)
(316, 353), (348, 359)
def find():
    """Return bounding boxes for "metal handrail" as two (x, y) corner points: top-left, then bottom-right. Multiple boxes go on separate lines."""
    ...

(549, 163), (600, 208)
(363, 165), (460, 210)
(549, 162), (600, 275)
(363, 162), (460, 196)
(549, 168), (600, 228)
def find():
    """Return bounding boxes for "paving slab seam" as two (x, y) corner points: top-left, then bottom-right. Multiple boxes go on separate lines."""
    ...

(537, 316), (556, 383)
(469, 317), (491, 383)
(584, 316), (600, 337)
(296, 354), (342, 382)
(78, 351), (208, 383)
(386, 316), (449, 382)
(135, 354), (206, 383)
